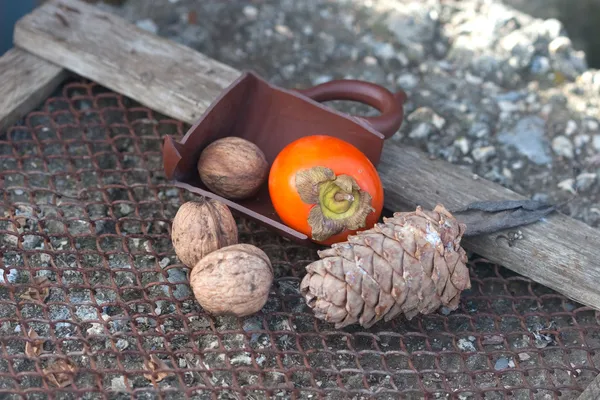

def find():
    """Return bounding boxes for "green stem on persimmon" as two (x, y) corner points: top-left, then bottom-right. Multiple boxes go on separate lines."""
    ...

(294, 166), (375, 241)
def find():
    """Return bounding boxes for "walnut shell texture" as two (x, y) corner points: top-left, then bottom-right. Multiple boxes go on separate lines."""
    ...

(197, 136), (269, 200)
(171, 199), (238, 268)
(190, 243), (273, 317)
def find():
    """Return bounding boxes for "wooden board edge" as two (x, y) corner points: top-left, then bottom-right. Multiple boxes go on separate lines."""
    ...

(12, 0), (241, 126)
(0, 48), (69, 131)
(577, 372), (600, 399)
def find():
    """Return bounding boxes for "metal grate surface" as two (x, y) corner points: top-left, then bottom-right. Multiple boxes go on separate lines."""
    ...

(1, 78), (600, 400)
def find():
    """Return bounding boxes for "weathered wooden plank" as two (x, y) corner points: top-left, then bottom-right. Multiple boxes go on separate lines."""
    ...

(0, 47), (67, 131)
(13, 0), (600, 312)
(13, 0), (242, 125)
(577, 373), (600, 399)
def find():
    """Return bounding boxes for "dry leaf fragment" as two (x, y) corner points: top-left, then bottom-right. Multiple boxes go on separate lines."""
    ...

(20, 276), (51, 302)
(43, 359), (77, 388)
(25, 328), (45, 357)
(143, 355), (171, 382)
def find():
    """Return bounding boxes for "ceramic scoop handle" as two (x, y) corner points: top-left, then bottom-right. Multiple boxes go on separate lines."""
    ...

(295, 80), (407, 139)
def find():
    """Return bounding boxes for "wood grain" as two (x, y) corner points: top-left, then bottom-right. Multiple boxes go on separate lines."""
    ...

(13, 0), (242, 124)
(13, 0), (600, 312)
(0, 48), (67, 131)
(577, 373), (600, 399)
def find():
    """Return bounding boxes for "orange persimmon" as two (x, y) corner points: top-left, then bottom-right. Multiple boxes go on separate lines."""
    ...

(268, 135), (384, 245)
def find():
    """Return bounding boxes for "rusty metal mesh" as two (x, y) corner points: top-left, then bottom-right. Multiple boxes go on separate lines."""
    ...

(1, 78), (600, 400)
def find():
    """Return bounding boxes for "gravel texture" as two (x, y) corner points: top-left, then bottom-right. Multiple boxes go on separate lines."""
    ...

(91, 0), (600, 230)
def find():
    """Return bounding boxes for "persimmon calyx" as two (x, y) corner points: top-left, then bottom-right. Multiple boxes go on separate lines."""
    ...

(295, 166), (375, 241)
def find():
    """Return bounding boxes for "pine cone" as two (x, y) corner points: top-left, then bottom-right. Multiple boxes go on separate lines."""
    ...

(300, 204), (471, 329)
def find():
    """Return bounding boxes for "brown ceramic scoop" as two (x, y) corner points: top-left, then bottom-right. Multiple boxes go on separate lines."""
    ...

(162, 71), (407, 244)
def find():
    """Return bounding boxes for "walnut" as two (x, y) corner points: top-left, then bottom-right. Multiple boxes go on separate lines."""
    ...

(190, 243), (273, 317)
(197, 136), (269, 200)
(171, 199), (238, 268)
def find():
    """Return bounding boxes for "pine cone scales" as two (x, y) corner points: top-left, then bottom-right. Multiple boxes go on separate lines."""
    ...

(300, 204), (471, 329)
